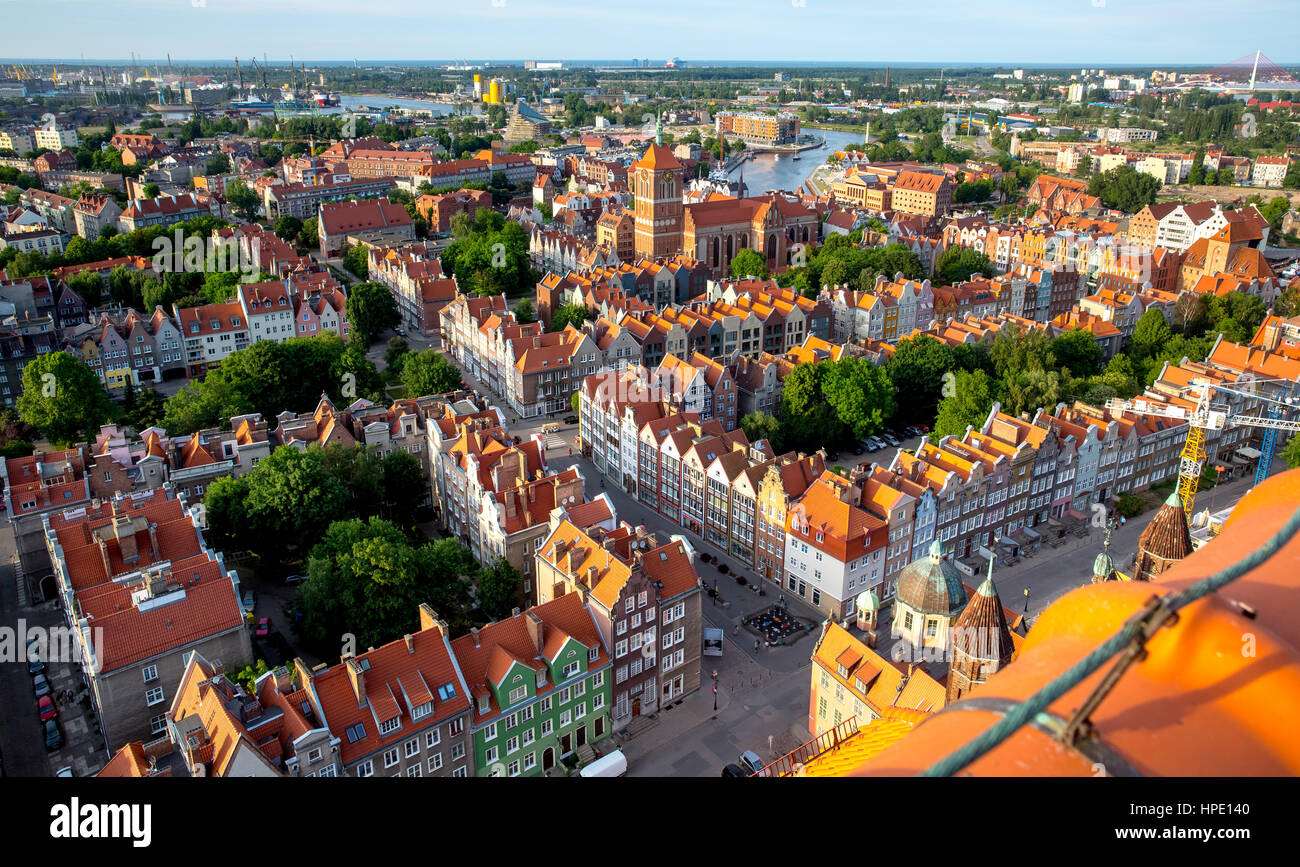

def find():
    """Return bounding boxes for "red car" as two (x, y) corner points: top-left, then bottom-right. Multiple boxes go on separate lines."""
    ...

(255, 617), (271, 638)
(38, 695), (57, 721)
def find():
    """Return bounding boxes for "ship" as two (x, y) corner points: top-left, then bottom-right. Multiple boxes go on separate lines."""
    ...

(312, 91), (340, 107)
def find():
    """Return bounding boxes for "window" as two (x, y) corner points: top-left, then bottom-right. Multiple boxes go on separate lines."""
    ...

(383, 748), (399, 768)
(149, 714), (167, 735)
(485, 746), (498, 764)
(540, 696), (552, 713)
(406, 764), (422, 777)
(453, 766), (468, 778)
(540, 719), (553, 736)
(142, 664), (158, 683)
(592, 671), (604, 687)
(507, 736), (519, 754)
(357, 760), (374, 777)
(429, 753), (443, 772)
(593, 692), (605, 710)
(508, 685), (527, 704)
(308, 748), (323, 764)
(379, 716), (401, 736)
(616, 620), (628, 635)
(508, 760), (521, 777)
(425, 729), (441, 748)
(451, 742), (465, 761)
(404, 739), (419, 759)
(484, 722), (497, 741)
(524, 752), (536, 771)
(145, 686), (165, 706)
(449, 718), (464, 736)
(560, 710), (572, 728)
(588, 645), (600, 662)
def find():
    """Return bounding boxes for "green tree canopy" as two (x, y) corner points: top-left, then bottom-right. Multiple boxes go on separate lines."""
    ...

(16, 352), (114, 446)
(345, 281), (400, 345)
(549, 302), (593, 332)
(886, 335), (955, 424)
(933, 369), (995, 443)
(400, 349), (465, 397)
(729, 248), (769, 280)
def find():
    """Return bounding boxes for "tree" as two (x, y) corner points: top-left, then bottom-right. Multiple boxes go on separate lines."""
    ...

(142, 183), (160, 199)
(549, 302), (593, 332)
(1087, 165), (1161, 214)
(476, 558), (522, 621)
(225, 178), (260, 219)
(384, 336), (410, 370)
(1001, 367), (1065, 418)
(273, 215), (303, 242)
(1050, 328), (1103, 377)
(297, 216), (319, 248)
(513, 298), (536, 324)
(820, 356), (896, 440)
(1259, 196), (1291, 232)
(232, 659), (273, 693)
(740, 411), (782, 448)
(400, 349), (464, 397)
(933, 369), (995, 442)
(17, 352), (114, 445)
(1284, 434), (1300, 470)
(1283, 163), (1300, 190)
(1188, 149), (1205, 186)
(570, 390), (581, 413)
(932, 246), (994, 284)
(299, 519), (476, 654)
(1075, 153), (1093, 179)
(779, 364), (844, 451)
(729, 248), (769, 280)
(1130, 308), (1172, 361)
(345, 282), (400, 345)
(886, 335), (954, 424)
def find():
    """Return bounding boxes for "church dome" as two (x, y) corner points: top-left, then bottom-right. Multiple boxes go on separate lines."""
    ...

(856, 588), (880, 613)
(896, 539), (968, 618)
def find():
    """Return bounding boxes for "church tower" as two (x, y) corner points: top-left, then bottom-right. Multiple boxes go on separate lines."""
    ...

(946, 555), (1016, 704)
(632, 118), (684, 260)
(1132, 492), (1194, 582)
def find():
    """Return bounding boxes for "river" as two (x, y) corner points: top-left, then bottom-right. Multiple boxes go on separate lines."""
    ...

(727, 128), (866, 194)
(327, 94), (475, 116)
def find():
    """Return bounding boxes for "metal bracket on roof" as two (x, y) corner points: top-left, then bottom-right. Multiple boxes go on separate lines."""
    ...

(943, 696), (1142, 777)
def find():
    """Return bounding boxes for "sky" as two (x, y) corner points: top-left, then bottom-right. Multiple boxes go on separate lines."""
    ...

(0, 0), (1296, 66)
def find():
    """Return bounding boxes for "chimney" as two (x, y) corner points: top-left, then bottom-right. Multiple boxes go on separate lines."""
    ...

(147, 522), (159, 558)
(586, 564), (598, 586)
(470, 627), (480, 648)
(511, 607), (521, 618)
(273, 666), (293, 693)
(524, 611), (545, 656)
(345, 657), (366, 707)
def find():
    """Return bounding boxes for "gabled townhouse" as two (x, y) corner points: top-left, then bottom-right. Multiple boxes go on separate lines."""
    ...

(449, 593), (614, 776)
(784, 470), (889, 619)
(168, 413), (273, 503)
(479, 466), (587, 600)
(161, 650), (339, 777)
(506, 326), (602, 419)
(308, 603), (474, 777)
(238, 279), (297, 344)
(175, 301), (250, 378)
(534, 517), (702, 727)
(87, 424), (171, 500)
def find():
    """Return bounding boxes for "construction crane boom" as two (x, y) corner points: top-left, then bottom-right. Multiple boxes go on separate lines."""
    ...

(1107, 378), (1298, 523)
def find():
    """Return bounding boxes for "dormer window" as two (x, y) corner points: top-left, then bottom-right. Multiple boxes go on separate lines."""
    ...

(536, 669), (547, 688)
(837, 663), (848, 678)
(411, 702), (432, 720)
(588, 645), (599, 662)
(378, 716), (400, 735)
(477, 694), (490, 714)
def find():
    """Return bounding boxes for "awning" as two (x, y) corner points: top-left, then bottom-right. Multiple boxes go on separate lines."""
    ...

(1235, 446), (1262, 460)
(1021, 526), (1042, 541)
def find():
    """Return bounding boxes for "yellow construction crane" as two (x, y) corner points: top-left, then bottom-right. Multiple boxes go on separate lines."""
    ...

(1107, 378), (1300, 524)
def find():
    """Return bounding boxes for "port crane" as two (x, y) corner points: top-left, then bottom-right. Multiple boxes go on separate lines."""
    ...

(1107, 378), (1300, 524)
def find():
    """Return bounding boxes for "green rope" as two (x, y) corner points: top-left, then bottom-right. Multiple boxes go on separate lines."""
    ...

(920, 499), (1300, 777)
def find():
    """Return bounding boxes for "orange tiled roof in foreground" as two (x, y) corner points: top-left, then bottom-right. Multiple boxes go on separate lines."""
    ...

(844, 468), (1300, 777)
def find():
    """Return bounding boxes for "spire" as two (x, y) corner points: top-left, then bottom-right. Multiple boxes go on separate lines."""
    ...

(928, 538), (943, 564)
(655, 111), (663, 147)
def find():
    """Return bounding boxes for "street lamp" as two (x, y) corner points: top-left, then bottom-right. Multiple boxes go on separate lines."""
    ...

(1022, 587), (1030, 614)
(713, 682), (718, 712)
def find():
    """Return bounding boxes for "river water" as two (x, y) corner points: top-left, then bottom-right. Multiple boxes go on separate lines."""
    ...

(728, 128), (866, 194)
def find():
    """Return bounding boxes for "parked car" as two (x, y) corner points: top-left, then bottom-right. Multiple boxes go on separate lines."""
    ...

(32, 673), (51, 698)
(38, 695), (58, 721)
(563, 415), (579, 425)
(241, 590), (256, 615)
(28, 653), (44, 676)
(55, 766), (74, 778)
(882, 432), (900, 447)
(721, 763), (748, 777)
(738, 750), (764, 775)
(284, 573), (308, 585)
(904, 425), (922, 437)
(868, 436), (886, 451)
(918, 423), (930, 433)
(43, 719), (62, 751)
